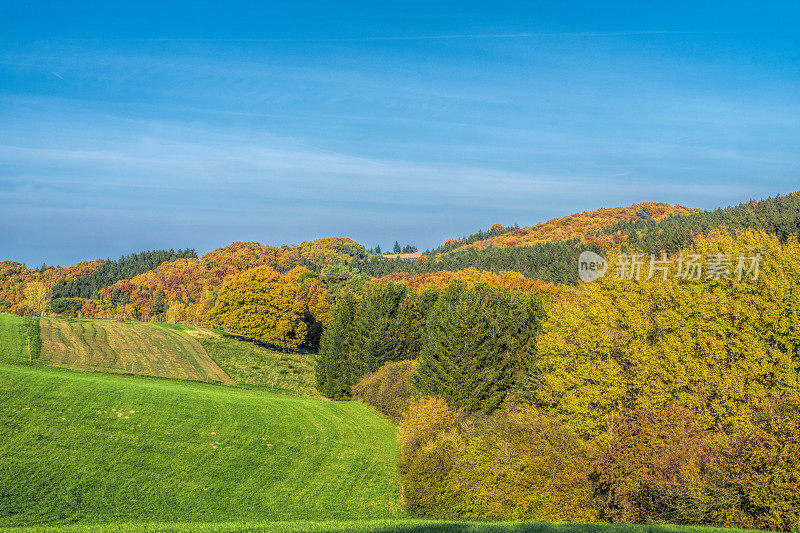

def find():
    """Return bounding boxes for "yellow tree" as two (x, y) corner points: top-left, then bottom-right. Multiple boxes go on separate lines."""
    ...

(193, 287), (218, 326)
(23, 282), (51, 316)
(533, 229), (800, 437)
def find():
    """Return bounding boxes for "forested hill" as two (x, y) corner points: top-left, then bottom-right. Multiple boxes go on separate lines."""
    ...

(613, 192), (800, 253)
(429, 202), (694, 255)
(359, 192), (800, 283)
(4, 191), (800, 319)
(51, 249), (198, 300)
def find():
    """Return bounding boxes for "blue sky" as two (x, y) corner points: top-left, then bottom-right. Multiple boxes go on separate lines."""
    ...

(1, 1), (799, 266)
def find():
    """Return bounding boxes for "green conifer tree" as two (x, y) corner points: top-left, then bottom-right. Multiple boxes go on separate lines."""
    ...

(316, 292), (358, 399)
(414, 282), (543, 413)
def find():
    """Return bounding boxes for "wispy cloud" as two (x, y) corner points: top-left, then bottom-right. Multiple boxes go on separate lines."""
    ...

(1, 6), (799, 267)
(132, 30), (692, 43)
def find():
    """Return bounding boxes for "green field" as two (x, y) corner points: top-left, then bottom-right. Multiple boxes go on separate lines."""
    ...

(0, 314), (772, 532)
(0, 314), (29, 363)
(0, 362), (401, 528)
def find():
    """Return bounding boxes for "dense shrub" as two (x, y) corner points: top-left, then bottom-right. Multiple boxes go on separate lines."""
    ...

(398, 398), (595, 522)
(591, 405), (715, 525)
(447, 403), (596, 522)
(397, 396), (464, 516)
(709, 395), (800, 531)
(352, 359), (419, 421)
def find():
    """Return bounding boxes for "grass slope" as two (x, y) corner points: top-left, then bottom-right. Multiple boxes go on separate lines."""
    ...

(0, 313), (30, 363)
(0, 316), (770, 533)
(35, 318), (232, 383)
(0, 363), (401, 527)
(193, 329), (318, 397)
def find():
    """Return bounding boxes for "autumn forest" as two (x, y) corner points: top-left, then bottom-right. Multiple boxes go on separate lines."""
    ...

(3, 191), (800, 530)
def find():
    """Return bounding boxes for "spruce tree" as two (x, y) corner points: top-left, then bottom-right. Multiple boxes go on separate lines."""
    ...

(351, 282), (408, 376)
(316, 292), (358, 399)
(414, 282), (543, 413)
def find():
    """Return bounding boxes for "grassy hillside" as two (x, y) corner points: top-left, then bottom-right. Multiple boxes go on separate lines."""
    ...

(0, 313), (30, 363)
(0, 363), (401, 528)
(0, 321), (772, 532)
(193, 328), (318, 397)
(35, 317), (232, 383)
(1, 312), (317, 395)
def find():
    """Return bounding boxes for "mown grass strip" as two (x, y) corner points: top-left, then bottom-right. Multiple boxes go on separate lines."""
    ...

(34, 318), (230, 383)
(24, 318), (40, 362)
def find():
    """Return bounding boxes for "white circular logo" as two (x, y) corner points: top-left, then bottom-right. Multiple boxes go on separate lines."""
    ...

(578, 251), (607, 282)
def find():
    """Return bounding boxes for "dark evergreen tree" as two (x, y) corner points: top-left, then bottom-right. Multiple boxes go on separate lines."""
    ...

(414, 282), (544, 414)
(393, 241), (402, 254)
(50, 249), (197, 300)
(151, 289), (166, 316)
(315, 281), (437, 399)
(50, 297), (83, 318)
(347, 282), (408, 387)
(316, 293), (358, 399)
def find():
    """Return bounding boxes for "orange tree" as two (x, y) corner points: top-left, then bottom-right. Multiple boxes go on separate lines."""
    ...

(209, 265), (328, 350)
(591, 405), (715, 525)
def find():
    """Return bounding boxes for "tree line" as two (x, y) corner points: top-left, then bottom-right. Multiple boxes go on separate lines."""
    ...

(612, 192), (800, 253)
(317, 228), (800, 530)
(358, 239), (606, 285)
(51, 249), (197, 300)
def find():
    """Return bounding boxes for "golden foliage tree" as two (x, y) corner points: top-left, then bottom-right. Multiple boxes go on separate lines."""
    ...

(398, 397), (596, 522)
(208, 265), (328, 350)
(532, 229), (800, 437)
(23, 282), (51, 316)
